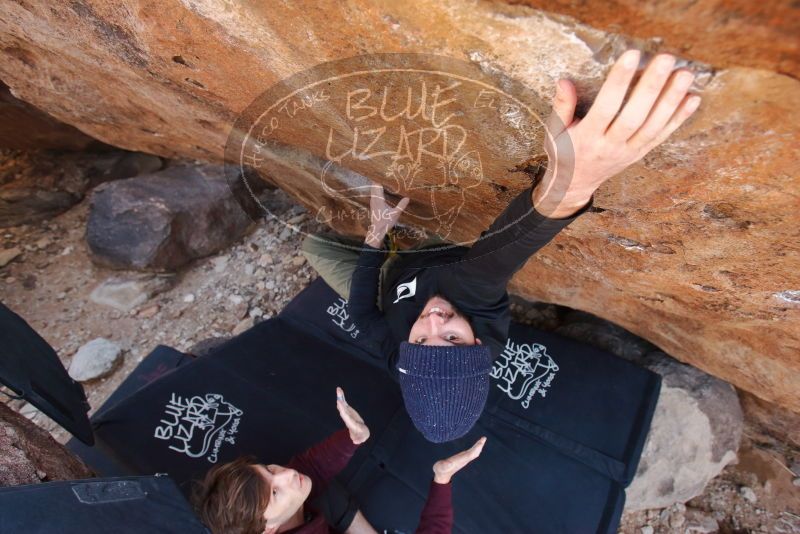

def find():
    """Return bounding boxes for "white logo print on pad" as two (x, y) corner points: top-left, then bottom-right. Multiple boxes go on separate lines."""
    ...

(393, 277), (417, 304)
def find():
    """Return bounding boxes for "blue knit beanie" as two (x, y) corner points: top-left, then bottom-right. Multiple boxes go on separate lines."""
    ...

(397, 341), (493, 443)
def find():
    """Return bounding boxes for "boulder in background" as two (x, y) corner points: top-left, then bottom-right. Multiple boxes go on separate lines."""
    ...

(86, 164), (258, 272)
(625, 352), (743, 510)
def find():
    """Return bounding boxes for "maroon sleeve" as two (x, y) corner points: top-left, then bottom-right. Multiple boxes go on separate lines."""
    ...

(287, 428), (359, 500)
(414, 480), (453, 534)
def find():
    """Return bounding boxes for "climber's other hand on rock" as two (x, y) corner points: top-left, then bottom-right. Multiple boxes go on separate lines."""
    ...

(365, 184), (409, 248)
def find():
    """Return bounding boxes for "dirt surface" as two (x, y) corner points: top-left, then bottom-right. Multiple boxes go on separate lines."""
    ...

(0, 173), (321, 439)
(1, 159), (798, 533)
(618, 443), (800, 533)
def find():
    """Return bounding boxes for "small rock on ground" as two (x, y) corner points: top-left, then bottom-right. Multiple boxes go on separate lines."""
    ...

(68, 338), (123, 382)
(685, 509), (719, 533)
(739, 486), (757, 503)
(0, 247), (22, 267)
(90, 274), (174, 312)
(232, 317), (255, 336)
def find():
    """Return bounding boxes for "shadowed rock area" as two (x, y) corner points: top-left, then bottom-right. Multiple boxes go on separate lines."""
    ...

(0, 0), (797, 417)
(0, 148), (163, 227)
(0, 80), (109, 151)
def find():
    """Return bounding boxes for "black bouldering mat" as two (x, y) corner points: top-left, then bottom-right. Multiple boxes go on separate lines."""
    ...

(91, 319), (403, 489)
(67, 345), (192, 477)
(281, 278), (661, 485)
(0, 302), (93, 445)
(0, 474), (208, 533)
(86, 279), (660, 533)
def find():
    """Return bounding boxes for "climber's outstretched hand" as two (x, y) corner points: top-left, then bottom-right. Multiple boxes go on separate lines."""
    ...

(535, 49), (701, 218)
(365, 184), (410, 248)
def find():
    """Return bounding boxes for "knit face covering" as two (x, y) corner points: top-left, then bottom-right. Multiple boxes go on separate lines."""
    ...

(397, 341), (492, 443)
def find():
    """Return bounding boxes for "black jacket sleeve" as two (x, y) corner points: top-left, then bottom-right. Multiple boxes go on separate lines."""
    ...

(347, 243), (398, 363)
(450, 186), (594, 306)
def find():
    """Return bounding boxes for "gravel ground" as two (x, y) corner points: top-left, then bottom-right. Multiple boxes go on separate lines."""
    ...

(1, 185), (322, 440)
(1, 158), (798, 533)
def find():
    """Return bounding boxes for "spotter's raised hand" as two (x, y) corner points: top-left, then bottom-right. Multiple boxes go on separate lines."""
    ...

(336, 387), (370, 445)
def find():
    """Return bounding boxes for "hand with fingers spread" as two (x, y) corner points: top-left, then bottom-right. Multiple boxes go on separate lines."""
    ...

(365, 184), (410, 249)
(432, 436), (487, 485)
(535, 49), (702, 219)
(336, 387), (370, 445)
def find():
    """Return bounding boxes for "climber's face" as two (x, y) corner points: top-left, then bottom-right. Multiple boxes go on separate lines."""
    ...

(409, 295), (481, 346)
(254, 463), (312, 529)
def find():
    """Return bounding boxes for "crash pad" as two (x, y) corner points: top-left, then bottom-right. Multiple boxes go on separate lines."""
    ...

(0, 475), (207, 533)
(0, 302), (93, 444)
(83, 278), (660, 533)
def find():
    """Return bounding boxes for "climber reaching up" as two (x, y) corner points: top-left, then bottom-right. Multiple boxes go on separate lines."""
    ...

(301, 49), (701, 443)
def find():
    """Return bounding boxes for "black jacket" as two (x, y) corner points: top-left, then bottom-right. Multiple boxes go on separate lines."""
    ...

(348, 185), (594, 377)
